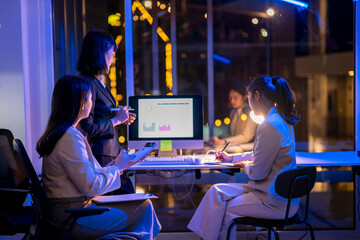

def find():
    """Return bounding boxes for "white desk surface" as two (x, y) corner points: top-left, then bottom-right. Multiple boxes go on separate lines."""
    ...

(130, 163), (239, 170)
(129, 151), (360, 170)
(296, 151), (360, 166)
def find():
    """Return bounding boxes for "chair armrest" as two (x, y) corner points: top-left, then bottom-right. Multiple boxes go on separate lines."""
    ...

(0, 188), (30, 193)
(65, 207), (110, 219)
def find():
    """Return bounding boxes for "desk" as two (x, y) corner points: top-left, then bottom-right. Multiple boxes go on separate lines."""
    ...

(130, 162), (240, 183)
(130, 151), (360, 170)
(130, 152), (358, 232)
(296, 151), (360, 166)
(130, 151), (360, 171)
(130, 163), (239, 170)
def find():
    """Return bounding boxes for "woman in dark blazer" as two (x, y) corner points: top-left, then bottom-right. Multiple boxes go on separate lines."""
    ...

(78, 29), (135, 193)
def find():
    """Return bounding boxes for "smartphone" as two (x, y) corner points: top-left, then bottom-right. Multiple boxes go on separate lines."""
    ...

(144, 142), (156, 148)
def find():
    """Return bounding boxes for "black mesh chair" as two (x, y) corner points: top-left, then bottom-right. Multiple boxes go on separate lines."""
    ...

(226, 166), (317, 240)
(0, 129), (33, 236)
(13, 138), (143, 240)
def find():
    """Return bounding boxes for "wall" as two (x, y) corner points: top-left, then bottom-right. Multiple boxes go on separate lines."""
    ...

(0, 0), (54, 172)
(0, 0), (26, 143)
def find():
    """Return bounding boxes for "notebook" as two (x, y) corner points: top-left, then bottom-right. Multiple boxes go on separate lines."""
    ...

(92, 193), (158, 204)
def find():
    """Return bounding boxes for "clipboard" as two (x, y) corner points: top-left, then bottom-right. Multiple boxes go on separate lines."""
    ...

(92, 193), (158, 204)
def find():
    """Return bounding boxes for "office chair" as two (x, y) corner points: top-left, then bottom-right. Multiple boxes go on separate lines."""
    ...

(226, 166), (317, 240)
(0, 129), (33, 236)
(13, 138), (143, 240)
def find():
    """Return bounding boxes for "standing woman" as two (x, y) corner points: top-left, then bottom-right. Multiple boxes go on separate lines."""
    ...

(77, 29), (135, 193)
(188, 76), (300, 240)
(211, 81), (257, 146)
(37, 75), (161, 239)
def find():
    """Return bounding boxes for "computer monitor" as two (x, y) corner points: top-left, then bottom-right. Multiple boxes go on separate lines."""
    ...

(128, 95), (204, 152)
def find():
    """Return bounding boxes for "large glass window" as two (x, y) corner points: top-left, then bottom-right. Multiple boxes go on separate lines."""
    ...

(52, 0), (356, 233)
(53, 0), (354, 152)
(129, 0), (354, 152)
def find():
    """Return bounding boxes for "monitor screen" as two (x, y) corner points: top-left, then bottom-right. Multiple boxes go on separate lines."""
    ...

(128, 95), (203, 150)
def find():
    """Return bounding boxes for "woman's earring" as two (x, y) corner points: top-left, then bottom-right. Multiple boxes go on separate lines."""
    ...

(82, 105), (85, 110)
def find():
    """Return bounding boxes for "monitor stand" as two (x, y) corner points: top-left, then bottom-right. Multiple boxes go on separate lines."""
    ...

(157, 149), (181, 157)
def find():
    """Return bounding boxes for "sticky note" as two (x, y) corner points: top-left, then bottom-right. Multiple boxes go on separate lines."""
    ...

(160, 140), (172, 151)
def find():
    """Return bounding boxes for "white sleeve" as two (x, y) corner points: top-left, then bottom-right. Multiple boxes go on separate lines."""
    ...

(56, 131), (122, 197)
(233, 151), (254, 162)
(244, 122), (280, 180)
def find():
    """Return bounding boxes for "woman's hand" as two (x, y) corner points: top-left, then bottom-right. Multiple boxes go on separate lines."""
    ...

(210, 137), (226, 146)
(113, 150), (141, 171)
(215, 151), (233, 162)
(123, 112), (136, 125)
(111, 106), (130, 126)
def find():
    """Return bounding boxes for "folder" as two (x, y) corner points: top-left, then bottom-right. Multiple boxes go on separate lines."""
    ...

(92, 193), (158, 204)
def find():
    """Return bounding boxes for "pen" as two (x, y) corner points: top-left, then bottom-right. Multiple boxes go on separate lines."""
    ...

(221, 141), (230, 152)
(215, 141), (230, 160)
(111, 108), (135, 111)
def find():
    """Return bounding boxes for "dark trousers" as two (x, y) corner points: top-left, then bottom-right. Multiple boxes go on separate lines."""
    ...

(95, 155), (135, 194)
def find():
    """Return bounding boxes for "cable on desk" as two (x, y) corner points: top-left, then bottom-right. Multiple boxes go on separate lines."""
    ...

(205, 150), (217, 161)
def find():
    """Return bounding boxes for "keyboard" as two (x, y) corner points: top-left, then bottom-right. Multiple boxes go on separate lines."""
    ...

(139, 156), (196, 165)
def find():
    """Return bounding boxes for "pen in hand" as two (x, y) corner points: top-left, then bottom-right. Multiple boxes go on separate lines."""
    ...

(215, 141), (230, 161)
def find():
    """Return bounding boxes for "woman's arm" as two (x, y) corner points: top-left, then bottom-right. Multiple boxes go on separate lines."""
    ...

(56, 131), (122, 197)
(243, 123), (280, 180)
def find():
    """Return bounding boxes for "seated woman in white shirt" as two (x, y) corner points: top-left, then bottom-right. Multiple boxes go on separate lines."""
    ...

(211, 81), (257, 148)
(188, 76), (301, 240)
(36, 75), (161, 240)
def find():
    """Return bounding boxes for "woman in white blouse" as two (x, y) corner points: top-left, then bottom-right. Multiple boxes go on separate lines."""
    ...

(37, 75), (161, 240)
(188, 76), (301, 240)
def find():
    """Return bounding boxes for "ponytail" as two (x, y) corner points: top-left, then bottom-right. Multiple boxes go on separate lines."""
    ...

(272, 77), (300, 125)
(248, 76), (300, 125)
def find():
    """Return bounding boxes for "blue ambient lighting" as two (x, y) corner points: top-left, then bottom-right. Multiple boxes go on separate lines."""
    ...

(280, 0), (308, 8)
(213, 54), (231, 64)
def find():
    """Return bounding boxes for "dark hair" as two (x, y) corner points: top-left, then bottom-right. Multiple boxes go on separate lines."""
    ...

(37, 75), (91, 157)
(77, 29), (116, 77)
(229, 81), (247, 96)
(247, 76), (300, 125)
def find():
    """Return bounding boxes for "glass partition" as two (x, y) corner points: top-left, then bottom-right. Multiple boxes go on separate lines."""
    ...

(53, 0), (354, 151)
(127, 0), (354, 152)
(211, 0), (354, 152)
(52, 0), (356, 233)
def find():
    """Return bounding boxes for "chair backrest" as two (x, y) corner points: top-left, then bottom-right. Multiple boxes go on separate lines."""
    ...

(0, 129), (29, 209)
(0, 129), (28, 189)
(275, 166), (317, 225)
(275, 166), (317, 199)
(13, 139), (53, 222)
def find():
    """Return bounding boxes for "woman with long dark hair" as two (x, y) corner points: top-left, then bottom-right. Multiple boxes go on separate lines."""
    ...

(188, 76), (300, 240)
(37, 75), (161, 240)
(77, 29), (136, 193)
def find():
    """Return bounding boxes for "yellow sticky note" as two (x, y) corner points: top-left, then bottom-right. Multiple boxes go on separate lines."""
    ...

(160, 140), (172, 151)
